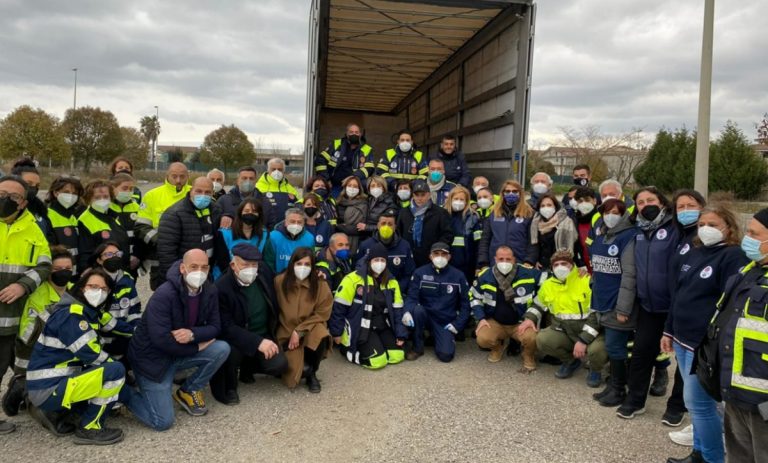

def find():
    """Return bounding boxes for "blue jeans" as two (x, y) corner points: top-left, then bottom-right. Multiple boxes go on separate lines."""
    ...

(126, 340), (230, 431)
(604, 327), (631, 360)
(674, 343), (724, 463)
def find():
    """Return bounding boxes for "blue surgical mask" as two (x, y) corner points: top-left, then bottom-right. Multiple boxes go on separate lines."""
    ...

(429, 171), (444, 183)
(193, 194), (212, 210)
(240, 180), (255, 193)
(741, 235), (768, 262)
(503, 193), (520, 206)
(335, 249), (350, 260)
(677, 210), (700, 226)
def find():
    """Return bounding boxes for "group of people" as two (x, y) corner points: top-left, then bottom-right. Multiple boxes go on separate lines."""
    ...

(0, 126), (764, 463)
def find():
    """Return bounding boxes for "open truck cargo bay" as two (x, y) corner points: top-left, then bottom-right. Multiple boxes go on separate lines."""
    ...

(304, 0), (535, 185)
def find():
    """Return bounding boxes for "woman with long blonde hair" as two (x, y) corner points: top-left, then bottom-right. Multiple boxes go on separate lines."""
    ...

(477, 180), (534, 268)
(444, 186), (482, 282)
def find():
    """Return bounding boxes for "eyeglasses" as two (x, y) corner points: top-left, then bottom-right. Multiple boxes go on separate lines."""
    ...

(101, 251), (124, 259)
(0, 191), (24, 203)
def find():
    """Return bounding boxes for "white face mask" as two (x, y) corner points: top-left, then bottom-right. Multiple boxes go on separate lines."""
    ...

(286, 223), (304, 236)
(451, 200), (466, 212)
(576, 202), (595, 215)
(532, 183), (549, 195)
(603, 213), (621, 229)
(473, 185), (487, 194)
(569, 198), (578, 210)
(185, 270), (207, 289)
(369, 187), (383, 198)
(397, 190), (411, 201)
(91, 199), (111, 213)
(370, 260), (387, 275)
(294, 264), (311, 281)
(698, 225), (724, 246)
(398, 141), (412, 152)
(553, 264), (572, 281)
(539, 206), (556, 220)
(213, 182), (223, 193)
(346, 187), (359, 198)
(57, 192), (78, 209)
(477, 198), (493, 210)
(270, 170), (284, 182)
(84, 288), (107, 307)
(496, 262), (514, 275)
(432, 256), (448, 269)
(238, 267), (258, 285)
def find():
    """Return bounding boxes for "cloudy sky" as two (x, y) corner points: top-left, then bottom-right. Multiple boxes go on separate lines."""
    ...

(0, 0), (764, 153)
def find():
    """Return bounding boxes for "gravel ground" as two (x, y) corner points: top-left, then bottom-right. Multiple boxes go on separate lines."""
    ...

(1, 247), (691, 463)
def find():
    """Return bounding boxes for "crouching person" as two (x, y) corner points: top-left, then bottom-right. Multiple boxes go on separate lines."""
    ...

(472, 245), (543, 373)
(519, 250), (607, 387)
(126, 249), (230, 431)
(26, 268), (126, 445)
(210, 244), (287, 405)
(331, 243), (406, 369)
(403, 242), (470, 363)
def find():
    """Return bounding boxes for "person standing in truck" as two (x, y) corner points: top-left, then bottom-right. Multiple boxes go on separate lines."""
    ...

(376, 130), (429, 192)
(314, 123), (375, 197)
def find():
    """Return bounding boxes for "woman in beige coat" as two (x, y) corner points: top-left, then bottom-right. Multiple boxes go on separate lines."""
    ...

(275, 247), (333, 392)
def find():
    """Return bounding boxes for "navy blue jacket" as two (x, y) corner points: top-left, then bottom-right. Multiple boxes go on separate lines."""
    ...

(634, 216), (681, 313)
(431, 149), (471, 188)
(478, 208), (535, 266)
(664, 244), (749, 350)
(128, 263), (221, 382)
(404, 263), (471, 330)
(356, 233), (416, 293)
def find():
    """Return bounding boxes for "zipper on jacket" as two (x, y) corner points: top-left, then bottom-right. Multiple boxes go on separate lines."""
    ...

(29, 244), (36, 263)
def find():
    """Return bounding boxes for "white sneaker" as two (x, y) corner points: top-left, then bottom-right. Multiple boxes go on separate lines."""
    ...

(669, 424), (693, 447)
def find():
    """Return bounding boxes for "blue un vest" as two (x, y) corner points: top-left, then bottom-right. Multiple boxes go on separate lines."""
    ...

(590, 227), (635, 313)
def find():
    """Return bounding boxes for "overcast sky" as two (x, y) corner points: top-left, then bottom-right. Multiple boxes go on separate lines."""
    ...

(0, 0), (764, 152)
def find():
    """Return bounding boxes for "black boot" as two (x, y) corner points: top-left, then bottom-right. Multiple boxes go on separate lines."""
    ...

(666, 450), (704, 463)
(307, 373), (321, 393)
(73, 427), (124, 445)
(599, 359), (627, 407)
(2, 375), (26, 417)
(650, 366), (670, 397)
(592, 384), (612, 401)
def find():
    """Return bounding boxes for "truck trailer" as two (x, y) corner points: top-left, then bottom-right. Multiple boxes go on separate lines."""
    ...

(303, 0), (536, 187)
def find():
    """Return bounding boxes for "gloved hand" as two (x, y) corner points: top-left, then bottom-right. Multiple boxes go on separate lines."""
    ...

(444, 323), (458, 335)
(402, 312), (414, 328)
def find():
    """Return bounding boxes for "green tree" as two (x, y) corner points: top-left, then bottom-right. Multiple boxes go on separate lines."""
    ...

(140, 115), (160, 164)
(525, 150), (555, 185)
(120, 127), (149, 170)
(0, 105), (70, 165)
(200, 124), (255, 173)
(63, 106), (124, 172)
(709, 121), (768, 199)
(634, 128), (695, 192)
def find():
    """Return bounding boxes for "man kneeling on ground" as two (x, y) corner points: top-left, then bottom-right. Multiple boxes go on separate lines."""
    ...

(126, 249), (230, 431)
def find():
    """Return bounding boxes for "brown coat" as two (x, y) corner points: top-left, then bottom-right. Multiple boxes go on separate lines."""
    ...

(275, 273), (333, 388)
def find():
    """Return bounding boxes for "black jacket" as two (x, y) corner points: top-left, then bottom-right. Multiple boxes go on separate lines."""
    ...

(365, 193), (396, 233)
(217, 186), (274, 226)
(215, 265), (279, 356)
(431, 149), (471, 188)
(128, 263), (221, 382)
(157, 195), (222, 284)
(396, 203), (453, 267)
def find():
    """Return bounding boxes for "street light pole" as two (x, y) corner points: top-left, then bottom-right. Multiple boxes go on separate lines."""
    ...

(694, 0), (715, 198)
(154, 105), (159, 172)
(71, 68), (78, 171)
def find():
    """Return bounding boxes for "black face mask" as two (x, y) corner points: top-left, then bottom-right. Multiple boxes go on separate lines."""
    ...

(640, 205), (661, 222)
(51, 269), (73, 287)
(573, 177), (588, 187)
(0, 197), (19, 219)
(314, 188), (328, 199)
(304, 207), (318, 217)
(347, 135), (360, 145)
(27, 186), (39, 202)
(103, 256), (123, 273)
(241, 213), (259, 226)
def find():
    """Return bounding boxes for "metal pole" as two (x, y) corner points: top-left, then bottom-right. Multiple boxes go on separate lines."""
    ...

(154, 105), (159, 172)
(694, 0), (715, 197)
(71, 68), (77, 171)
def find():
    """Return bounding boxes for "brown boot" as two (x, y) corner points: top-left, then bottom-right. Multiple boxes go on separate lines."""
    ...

(487, 343), (504, 363)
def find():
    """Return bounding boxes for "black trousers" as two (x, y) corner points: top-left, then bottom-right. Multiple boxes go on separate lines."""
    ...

(303, 338), (329, 373)
(357, 328), (400, 367)
(211, 343), (288, 398)
(724, 402), (768, 463)
(666, 366), (687, 414)
(626, 309), (668, 407)
(0, 334), (15, 387)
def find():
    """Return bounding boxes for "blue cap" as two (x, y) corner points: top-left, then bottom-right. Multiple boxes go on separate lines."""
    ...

(231, 243), (261, 262)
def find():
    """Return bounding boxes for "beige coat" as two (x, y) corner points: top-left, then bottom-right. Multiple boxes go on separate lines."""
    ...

(274, 274), (333, 388)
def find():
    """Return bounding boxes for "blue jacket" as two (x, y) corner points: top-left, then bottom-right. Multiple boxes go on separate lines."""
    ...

(470, 265), (544, 322)
(265, 223), (316, 274)
(329, 260), (407, 364)
(429, 180), (457, 208)
(478, 209), (535, 266)
(449, 211), (482, 275)
(306, 218), (333, 252)
(634, 217), (681, 313)
(404, 263), (471, 330)
(356, 233), (416, 294)
(213, 227), (269, 279)
(431, 149), (471, 188)
(127, 263), (221, 383)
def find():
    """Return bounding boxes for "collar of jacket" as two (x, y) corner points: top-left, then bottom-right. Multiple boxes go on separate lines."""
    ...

(164, 179), (188, 194)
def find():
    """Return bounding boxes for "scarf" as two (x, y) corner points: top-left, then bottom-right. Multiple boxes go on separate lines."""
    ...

(429, 178), (445, 204)
(411, 200), (430, 247)
(493, 265), (517, 302)
(637, 208), (667, 232)
(531, 208), (567, 245)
